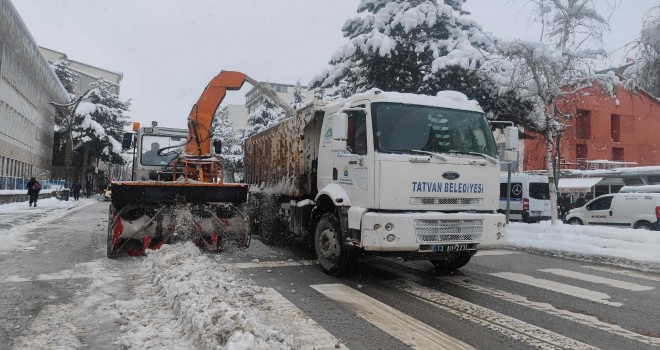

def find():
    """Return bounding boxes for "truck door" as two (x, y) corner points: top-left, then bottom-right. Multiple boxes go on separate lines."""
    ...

(585, 195), (614, 226)
(334, 111), (372, 206)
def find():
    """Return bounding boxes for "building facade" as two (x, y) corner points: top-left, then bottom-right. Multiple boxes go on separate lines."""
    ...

(40, 46), (122, 96)
(244, 82), (314, 114)
(0, 0), (69, 190)
(525, 82), (660, 171)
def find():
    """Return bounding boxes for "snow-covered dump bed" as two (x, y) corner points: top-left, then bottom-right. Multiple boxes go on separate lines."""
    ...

(243, 103), (323, 197)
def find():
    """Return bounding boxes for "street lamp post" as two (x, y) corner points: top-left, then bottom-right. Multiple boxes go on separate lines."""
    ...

(50, 89), (92, 195)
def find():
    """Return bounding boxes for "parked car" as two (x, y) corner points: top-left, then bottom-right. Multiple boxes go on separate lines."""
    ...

(564, 192), (660, 230)
(499, 173), (551, 223)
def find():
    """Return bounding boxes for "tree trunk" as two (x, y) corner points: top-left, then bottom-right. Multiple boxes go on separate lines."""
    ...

(545, 127), (558, 224)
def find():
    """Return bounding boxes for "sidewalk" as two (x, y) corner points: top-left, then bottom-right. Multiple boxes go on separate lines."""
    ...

(0, 196), (101, 254)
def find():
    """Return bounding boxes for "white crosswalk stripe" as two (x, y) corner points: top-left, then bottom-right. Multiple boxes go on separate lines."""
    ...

(256, 288), (349, 350)
(390, 280), (597, 350)
(474, 250), (521, 256)
(490, 272), (623, 306)
(582, 265), (660, 283)
(540, 268), (654, 291)
(231, 260), (317, 269)
(311, 283), (474, 350)
(440, 276), (660, 347)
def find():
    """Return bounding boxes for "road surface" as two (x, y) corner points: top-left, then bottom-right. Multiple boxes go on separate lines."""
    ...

(1, 200), (659, 349)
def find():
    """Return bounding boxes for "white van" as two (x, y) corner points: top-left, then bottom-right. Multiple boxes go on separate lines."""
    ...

(499, 173), (551, 223)
(564, 193), (660, 230)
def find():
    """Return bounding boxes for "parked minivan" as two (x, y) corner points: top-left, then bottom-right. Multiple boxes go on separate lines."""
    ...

(564, 192), (660, 230)
(499, 173), (551, 223)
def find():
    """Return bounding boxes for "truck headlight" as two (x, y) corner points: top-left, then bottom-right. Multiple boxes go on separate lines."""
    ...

(385, 223), (394, 231)
(386, 234), (396, 242)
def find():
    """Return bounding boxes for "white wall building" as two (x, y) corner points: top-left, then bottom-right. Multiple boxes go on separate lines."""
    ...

(0, 0), (69, 190)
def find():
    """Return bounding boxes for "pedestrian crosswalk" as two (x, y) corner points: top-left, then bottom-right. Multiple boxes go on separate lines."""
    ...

(231, 255), (660, 349)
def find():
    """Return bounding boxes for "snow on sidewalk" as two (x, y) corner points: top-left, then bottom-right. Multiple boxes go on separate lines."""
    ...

(506, 221), (660, 271)
(0, 197), (99, 253)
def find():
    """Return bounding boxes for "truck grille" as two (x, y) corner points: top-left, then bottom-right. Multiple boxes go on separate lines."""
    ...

(415, 219), (483, 242)
(410, 197), (482, 205)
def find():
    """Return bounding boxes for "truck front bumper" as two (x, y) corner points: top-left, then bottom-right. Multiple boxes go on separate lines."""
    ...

(360, 211), (506, 251)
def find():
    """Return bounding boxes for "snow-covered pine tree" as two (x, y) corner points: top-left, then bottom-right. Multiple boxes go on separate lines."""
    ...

(310, 0), (534, 128)
(290, 80), (307, 110)
(242, 97), (284, 140)
(72, 78), (130, 165)
(212, 108), (243, 182)
(51, 59), (79, 96)
(493, 0), (612, 223)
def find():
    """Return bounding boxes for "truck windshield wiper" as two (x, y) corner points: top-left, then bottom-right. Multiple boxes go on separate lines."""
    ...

(447, 150), (497, 164)
(387, 149), (448, 161)
(409, 150), (448, 161)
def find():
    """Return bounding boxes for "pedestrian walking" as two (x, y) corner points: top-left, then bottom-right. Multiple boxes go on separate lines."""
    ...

(72, 181), (82, 200)
(26, 177), (41, 207)
(575, 193), (586, 207)
(559, 193), (571, 220)
(85, 181), (93, 198)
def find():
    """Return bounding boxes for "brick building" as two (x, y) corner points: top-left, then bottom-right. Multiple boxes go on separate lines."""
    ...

(524, 82), (660, 171)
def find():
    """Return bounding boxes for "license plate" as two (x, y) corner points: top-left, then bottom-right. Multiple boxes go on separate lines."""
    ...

(433, 244), (469, 252)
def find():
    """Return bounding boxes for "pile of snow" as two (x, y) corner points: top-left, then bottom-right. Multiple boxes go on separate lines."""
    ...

(507, 221), (660, 271)
(113, 242), (295, 349)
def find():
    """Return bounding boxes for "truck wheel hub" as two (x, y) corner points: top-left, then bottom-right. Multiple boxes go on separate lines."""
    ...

(319, 228), (339, 260)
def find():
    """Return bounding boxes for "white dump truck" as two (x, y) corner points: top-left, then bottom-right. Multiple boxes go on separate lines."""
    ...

(244, 89), (506, 275)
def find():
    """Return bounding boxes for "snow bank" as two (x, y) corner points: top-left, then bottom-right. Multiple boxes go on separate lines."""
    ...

(507, 221), (660, 271)
(114, 242), (295, 349)
(0, 198), (97, 253)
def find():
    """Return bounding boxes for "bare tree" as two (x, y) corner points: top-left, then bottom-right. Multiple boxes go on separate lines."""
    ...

(492, 0), (613, 223)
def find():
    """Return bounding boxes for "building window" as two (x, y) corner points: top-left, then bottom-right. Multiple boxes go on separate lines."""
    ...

(576, 109), (591, 139)
(576, 144), (587, 168)
(611, 114), (620, 142)
(612, 147), (624, 161)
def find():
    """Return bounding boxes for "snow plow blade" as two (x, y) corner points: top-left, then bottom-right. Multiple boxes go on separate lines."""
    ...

(110, 181), (248, 209)
(106, 181), (250, 258)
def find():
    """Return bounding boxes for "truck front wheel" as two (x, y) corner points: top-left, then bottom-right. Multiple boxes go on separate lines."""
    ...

(314, 212), (356, 276)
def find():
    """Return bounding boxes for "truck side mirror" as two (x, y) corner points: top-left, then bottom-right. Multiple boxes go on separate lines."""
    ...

(122, 132), (133, 150)
(332, 113), (348, 141)
(331, 140), (347, 152)
(213, 139), (222, 155)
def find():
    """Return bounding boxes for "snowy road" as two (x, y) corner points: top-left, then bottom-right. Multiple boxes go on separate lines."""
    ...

(1, 199), (660, 349)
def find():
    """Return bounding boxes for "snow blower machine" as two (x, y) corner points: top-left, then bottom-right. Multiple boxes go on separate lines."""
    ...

(107, 71), (263, 257)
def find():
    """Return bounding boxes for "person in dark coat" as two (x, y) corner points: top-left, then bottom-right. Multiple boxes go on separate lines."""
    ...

(85, 181), (93, 198)
(72, 181), (82, 200)
(559, 193), (572, 220)
(26, 177), (41, 207)
(575, 193), (586, 207)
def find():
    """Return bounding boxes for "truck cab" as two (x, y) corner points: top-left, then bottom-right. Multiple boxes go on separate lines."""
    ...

(244, 89), (506, 275)
(133, 126), (188, 181)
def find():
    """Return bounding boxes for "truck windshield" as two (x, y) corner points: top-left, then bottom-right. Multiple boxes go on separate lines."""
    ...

(372, 103), (498, 158)
(141, 135), (186, 166)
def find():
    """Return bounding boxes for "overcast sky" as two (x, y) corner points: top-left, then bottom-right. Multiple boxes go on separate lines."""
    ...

(13, 0), (658, 129)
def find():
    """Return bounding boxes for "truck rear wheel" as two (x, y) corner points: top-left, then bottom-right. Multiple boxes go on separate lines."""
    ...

(314, 212), (356, 276)
(430, 252), (472, 271)
(258, 197), (284, 246)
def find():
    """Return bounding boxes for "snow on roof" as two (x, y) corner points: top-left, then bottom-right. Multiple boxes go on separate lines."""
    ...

(325, 88), (483, 113)
(558, 177), (603, 191)
(620, 185), (660, 193)
(564, 166), (660, 177)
